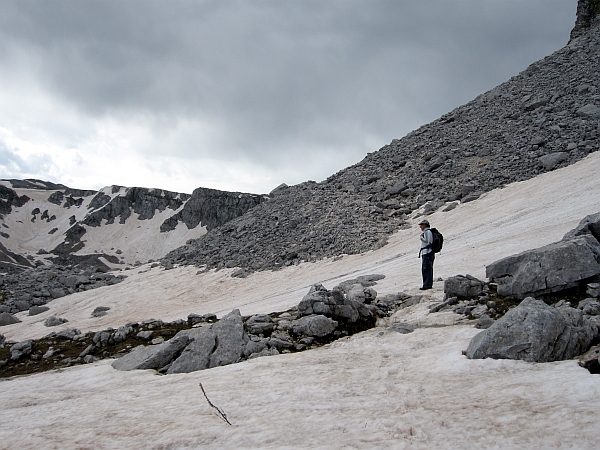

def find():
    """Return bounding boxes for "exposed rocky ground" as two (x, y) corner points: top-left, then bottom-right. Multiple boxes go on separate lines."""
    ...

(0, 263), (127, 314)
(0, 274), (394, 377)
(165, 11), (600, 273)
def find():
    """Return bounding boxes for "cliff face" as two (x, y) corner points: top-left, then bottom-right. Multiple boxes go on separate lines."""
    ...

(571, 0), (600, 40)
(160, 187), (267, 233)
(165, 3), (600, 273)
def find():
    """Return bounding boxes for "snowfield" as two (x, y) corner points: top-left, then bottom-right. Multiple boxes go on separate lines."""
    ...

(0, 185), (207, 265)
(1, 151), (600, 449)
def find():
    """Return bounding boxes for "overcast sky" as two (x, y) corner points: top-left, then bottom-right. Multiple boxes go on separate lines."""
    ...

(0, 0), (578, 194)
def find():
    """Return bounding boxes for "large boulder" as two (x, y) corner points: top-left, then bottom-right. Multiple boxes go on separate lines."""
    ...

(466, 298), (598, 363)
(167, 327), (216, 374)
(292, 315), (338, 337)
(111, 331), (191, 371)
(244, 314), (275, 335)
(444, 275), (485, 299)
(208, 309), (248, 368)
(0, 312), (21, 326)
(10, 339), (33, 360)
(486, 212), (600, 299)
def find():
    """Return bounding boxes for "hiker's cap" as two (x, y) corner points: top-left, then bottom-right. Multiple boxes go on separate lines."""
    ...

(418, 219), (430, 226)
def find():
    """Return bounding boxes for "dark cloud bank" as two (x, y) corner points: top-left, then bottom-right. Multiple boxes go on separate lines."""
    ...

(0, 0), (578, 191)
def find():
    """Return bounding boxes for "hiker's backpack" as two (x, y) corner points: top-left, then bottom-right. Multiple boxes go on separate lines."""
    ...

(429, 228), (443, 253)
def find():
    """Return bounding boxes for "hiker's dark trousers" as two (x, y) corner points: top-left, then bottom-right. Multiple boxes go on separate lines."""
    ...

(421, 252), (435, 289)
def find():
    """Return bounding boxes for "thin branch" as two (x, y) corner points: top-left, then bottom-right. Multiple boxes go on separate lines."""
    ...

(199, 382), (232, 426)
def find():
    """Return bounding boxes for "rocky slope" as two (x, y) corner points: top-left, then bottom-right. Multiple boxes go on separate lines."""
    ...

(165, 5), (600, 273)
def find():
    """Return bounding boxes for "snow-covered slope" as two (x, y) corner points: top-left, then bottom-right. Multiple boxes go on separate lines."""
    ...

(4, 151), (600, 342)
(0, 181), (266, 266)
(1, 151), (600, 448)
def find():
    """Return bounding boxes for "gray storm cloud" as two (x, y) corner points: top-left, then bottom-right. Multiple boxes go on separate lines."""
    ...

(0, 0), (577, 191)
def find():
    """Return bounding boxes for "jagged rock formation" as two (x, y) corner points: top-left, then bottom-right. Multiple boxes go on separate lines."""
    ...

(571, 0), (600, 40)
(166, 12), (600, 273)
(0, 185), (30, 218)
(1, 275), (393, 377)
(159, 187), (266, 232)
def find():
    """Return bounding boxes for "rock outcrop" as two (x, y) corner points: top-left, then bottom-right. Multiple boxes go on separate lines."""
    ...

(466, 297), (598, 362)
(444, 275), (485, 299)
(110, 277), (384, 375)
(160, 187), (267, 232)
(487, 212), (600, 299)
(570, 0), (600, 40)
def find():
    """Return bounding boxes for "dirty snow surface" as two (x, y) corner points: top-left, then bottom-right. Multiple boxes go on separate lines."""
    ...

(2, 152), (600, 449)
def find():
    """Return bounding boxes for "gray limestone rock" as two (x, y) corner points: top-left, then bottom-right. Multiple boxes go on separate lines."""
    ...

(298, 284), (330, 317)
(291, 314), (338, 337)
(466, 298), (597, 362)
(112, 331), (191, 371)
(13, 300), (30, 312)
(28, 306), (50, 316)
(10, 339), (33, 360)
(167, 327), (217, 374)
(578, 298), (600, 315)
(461, 191), (482, 203)
(577, 104), (600, 118)
(44, 316), (69, 327)
(0, 312), (21, 326)
(50, 288), (66, 299)
(347, 284), (366, 304)
(386, 182), (407, 195)
(79, 344), (94, 358)
(587, 282), (600, 298)
(539, 152), (569, 170)
(209, 309), (248, 368)
(243, 339), (268, 357)
(248, 347), (279, 359)
(136, 330), (153, 340)
(444, 275), (485, 299)
(113, 325), (133, 343)
(56, 328), (80, 340)
(245, 314), (275, 335)
(487, 224), (600, 299)
(333, 304), (359, 322)
(93, 331), (111, 347)
(268, 337), (294, 350)
(470, 304), (489, 319)
(475, 314), (495, 329)
(91, 306), (110, 317)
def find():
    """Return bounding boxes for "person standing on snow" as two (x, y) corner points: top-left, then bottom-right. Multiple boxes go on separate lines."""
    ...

(418, 219), (434, 290)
